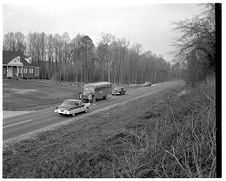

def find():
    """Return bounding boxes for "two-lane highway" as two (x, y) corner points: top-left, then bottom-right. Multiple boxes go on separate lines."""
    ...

(3, 80), (184, 141)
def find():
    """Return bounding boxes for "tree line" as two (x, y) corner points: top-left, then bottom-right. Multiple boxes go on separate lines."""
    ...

(3, 31), (178, 84)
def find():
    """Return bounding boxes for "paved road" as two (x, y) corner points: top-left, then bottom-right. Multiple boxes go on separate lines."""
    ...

(3, 80), (184, 141)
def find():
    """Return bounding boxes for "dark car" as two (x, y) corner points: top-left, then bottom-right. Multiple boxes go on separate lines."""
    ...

(142, 81), (152, 87)
(112, 87), (126, 95)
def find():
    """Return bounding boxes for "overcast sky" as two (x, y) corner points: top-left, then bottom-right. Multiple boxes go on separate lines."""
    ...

(3, 1), (204, 62)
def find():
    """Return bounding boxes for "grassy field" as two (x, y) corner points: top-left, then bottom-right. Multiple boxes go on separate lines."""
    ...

(3, 79), (82, 111)
(3, 80), (215, 178)
(3, 79), (141, 111)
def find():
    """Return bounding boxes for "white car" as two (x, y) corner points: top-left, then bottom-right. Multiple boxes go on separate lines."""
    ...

(55, 99), (91, 116)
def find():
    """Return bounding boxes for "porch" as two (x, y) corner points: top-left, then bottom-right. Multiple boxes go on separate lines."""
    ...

(3, 65), (23, 78)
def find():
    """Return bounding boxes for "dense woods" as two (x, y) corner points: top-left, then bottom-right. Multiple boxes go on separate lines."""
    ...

(173, 4), (216, 86)
(3, 32), (177, 84)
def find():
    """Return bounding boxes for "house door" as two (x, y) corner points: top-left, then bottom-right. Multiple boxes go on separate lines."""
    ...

(17, 67), (23, 77)
(13, 67), (17, 77)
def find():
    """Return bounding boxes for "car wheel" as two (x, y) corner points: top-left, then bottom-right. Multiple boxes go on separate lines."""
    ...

(85, 107), (89, 113)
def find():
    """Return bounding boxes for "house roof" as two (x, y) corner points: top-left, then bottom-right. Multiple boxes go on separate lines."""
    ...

(3, 51), (39, 67)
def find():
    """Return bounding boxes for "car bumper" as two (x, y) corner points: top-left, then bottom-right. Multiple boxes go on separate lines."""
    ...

(54, 109), (71, 115)
(112, 92), (120, 95)
(81, 97), (89, 100)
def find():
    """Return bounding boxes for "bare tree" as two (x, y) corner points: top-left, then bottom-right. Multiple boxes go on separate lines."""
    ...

(172, 4), (215, 86)
(80, 35), (95, 82)
(3, 32), (16, 51)
(97, 33), (115, 81)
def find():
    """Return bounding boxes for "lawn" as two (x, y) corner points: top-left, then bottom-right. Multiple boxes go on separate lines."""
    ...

(3, 79), (83, 111)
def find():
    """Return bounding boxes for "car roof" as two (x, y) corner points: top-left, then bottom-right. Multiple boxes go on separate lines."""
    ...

(64, 99), (81, 102)
(84, 82), (111, 87)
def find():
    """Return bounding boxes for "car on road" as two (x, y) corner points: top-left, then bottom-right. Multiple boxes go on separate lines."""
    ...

(142, 81), (152, 87)
(55, 99), (90, 116)
(112, 87), (126, 95)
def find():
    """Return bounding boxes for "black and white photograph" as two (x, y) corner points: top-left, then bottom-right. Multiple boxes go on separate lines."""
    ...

(2, 0), (221, 178)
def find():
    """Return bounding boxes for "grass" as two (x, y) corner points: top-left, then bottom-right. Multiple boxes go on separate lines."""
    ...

(3, 79), (82, 111)
(3, 80), (216, 178)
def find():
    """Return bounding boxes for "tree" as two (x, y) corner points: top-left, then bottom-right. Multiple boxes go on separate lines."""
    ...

(173, 4), (215, 86)
(3, 32), (16, 51)
(97, 33), (115, 81)
(14, 32), (26, 53)
(130, 43), (142, 83)
(46, 34), (54, 80)
(80, 35), (95, 82)
(71, 34), (82, 83)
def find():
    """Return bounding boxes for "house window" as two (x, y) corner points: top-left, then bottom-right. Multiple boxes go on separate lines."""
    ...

(3, 67), (6, 74)
(23, 68), (27, 73)
(29, 68), (33, 73)
(18, 67), (22, 73)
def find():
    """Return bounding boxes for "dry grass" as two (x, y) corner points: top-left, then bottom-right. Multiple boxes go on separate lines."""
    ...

(108, 79), (216, 178)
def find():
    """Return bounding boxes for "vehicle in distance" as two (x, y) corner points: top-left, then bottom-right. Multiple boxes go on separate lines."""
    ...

(112, 87), (126, 95)
(55, 99), (90, 116)
(142, 81), (152, 87)
(81, 82), (112, 102)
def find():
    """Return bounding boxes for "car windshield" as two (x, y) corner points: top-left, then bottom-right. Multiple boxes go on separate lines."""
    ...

(114, 87), (121, 91)
(62, 100), (77, 106)
(84, 85), (94, 92)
